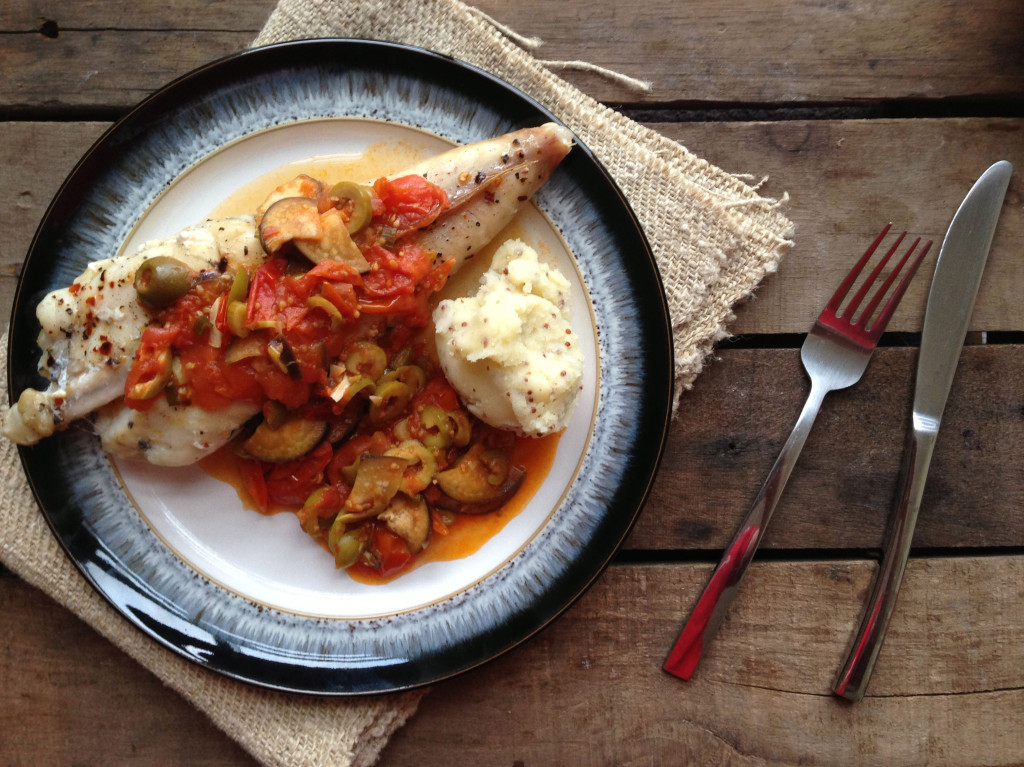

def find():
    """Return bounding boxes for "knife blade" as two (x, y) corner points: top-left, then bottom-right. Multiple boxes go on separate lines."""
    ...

(833, 160), (1013, 701)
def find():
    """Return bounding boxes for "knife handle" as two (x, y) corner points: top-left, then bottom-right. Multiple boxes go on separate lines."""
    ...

(834, 427), (937, 701)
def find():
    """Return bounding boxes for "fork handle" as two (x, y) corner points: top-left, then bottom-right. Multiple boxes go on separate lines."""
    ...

(664, 381), (828, 680)
(833, 428), (937, 701)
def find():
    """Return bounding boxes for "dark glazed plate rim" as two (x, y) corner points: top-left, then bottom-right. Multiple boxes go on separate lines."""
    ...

(8, 39), (674, 695)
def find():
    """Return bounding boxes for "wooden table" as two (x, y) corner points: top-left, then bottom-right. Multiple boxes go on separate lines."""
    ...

(2, 1), (1023, 763)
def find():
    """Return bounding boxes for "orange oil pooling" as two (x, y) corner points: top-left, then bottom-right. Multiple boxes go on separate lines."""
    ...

(199, 447), (270, 515)
(208, 141), (430, 219)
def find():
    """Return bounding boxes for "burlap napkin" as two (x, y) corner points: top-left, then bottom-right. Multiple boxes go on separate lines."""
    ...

(1, 1), (793, 765)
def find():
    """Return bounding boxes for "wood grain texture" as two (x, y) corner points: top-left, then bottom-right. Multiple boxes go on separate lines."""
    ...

(3, 0), (1024, 107)
(665, 118), (1024, 334)
(387, 557), (1024, 765)
(384, 558), (1024, 766)
(470, 0), (1024, 104)
(0, 0), (275, 28)
(632, 344), (1024, 552)
(0, 572), (257, 765)
(6, 555), (1024, 766)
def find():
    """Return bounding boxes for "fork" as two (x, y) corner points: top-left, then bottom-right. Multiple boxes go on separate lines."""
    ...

(664, 225), (932, 681)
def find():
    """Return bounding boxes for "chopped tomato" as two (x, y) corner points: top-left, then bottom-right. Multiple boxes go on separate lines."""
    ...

(308, 484), (345, 517)
(124, 327), (177, 411)
(246, 258), (289, 327)
(326, 433), (376, 486)
(249, 357), (310, 410)
(265, 441), (333, 506)
(414, 377), (462, 413)
(306, 259), (363, 284)
(320, 281), (359, 318)
(371, 526), (412, 578)
(126, 167), (528, 582)
(239, 458), (270, 513)
(358, 292), (430, 321)
(372, 175), (450, 233)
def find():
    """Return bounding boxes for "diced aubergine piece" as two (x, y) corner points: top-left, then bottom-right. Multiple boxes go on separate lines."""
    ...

(241, 416), (327, 462)
(259, 197), (322, 254)
(379, 493), (432, 553)
(344, 454), (411, 516)
(433, 444), (526, 514)
(256, 174), (324, 214)
(294, 208), (371, 271)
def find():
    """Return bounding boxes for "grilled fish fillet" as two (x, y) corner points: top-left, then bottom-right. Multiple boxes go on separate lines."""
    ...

(2, 123), (574, 466)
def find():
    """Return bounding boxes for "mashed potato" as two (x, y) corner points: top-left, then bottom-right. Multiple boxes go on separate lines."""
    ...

(433, 239), (584, 437)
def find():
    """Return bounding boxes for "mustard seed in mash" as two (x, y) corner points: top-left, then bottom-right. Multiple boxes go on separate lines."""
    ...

(432, 239), (583, 437)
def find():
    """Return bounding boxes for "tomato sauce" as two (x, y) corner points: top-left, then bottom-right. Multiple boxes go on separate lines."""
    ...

(188, 148), (562, 583)
(200, 427), (560, 584)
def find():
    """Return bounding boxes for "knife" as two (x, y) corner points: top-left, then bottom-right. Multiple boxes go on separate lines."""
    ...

(833, 160), (1013, 702)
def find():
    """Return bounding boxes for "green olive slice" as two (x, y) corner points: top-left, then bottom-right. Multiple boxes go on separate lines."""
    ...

(330, 181), (374, 234)
(345, 341), (388, 380)
(385, 440), (437, 495)
(327, 519), (370, 569)
(126, 347), (174, 400)
(379, 365), (427, 394)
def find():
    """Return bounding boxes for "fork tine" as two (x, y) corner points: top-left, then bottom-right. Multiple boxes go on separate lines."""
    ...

(864, 238), (932, 335)
(825, 224), (892, 314)
(859, 237), (923, 326)
(841, 230), (907, 320)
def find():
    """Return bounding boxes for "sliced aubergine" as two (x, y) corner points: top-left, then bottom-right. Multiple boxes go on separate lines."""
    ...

(240, 415), (327, 462)
(433, 443), (526, 514)
(256, 174), (324, 214)
(259, 196), (322, 254)
(379, 492), (432, 553)
(343, 454), (411, 516)
(294, 208), (371, 271)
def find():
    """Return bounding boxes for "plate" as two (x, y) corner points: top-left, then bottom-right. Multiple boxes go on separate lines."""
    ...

(7, 40), (673, 694)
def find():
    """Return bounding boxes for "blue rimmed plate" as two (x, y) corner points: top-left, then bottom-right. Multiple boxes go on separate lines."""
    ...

(7, 39), (673, 694)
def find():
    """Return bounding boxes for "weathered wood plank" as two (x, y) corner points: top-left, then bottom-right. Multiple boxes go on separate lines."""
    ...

(1, 30), (257, 110)
(631, 344), (1024, 551)
(3, 119), (1023, 334)
(0, 0), (275, 29)
(471, 0), (1024, 104)
(664, 118), (1024, 335)
(0, 572), (257, 765)
(5, 556), (1024, 766)
(386, 558), (1024, 766)
(2, 0), (1023, 108)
